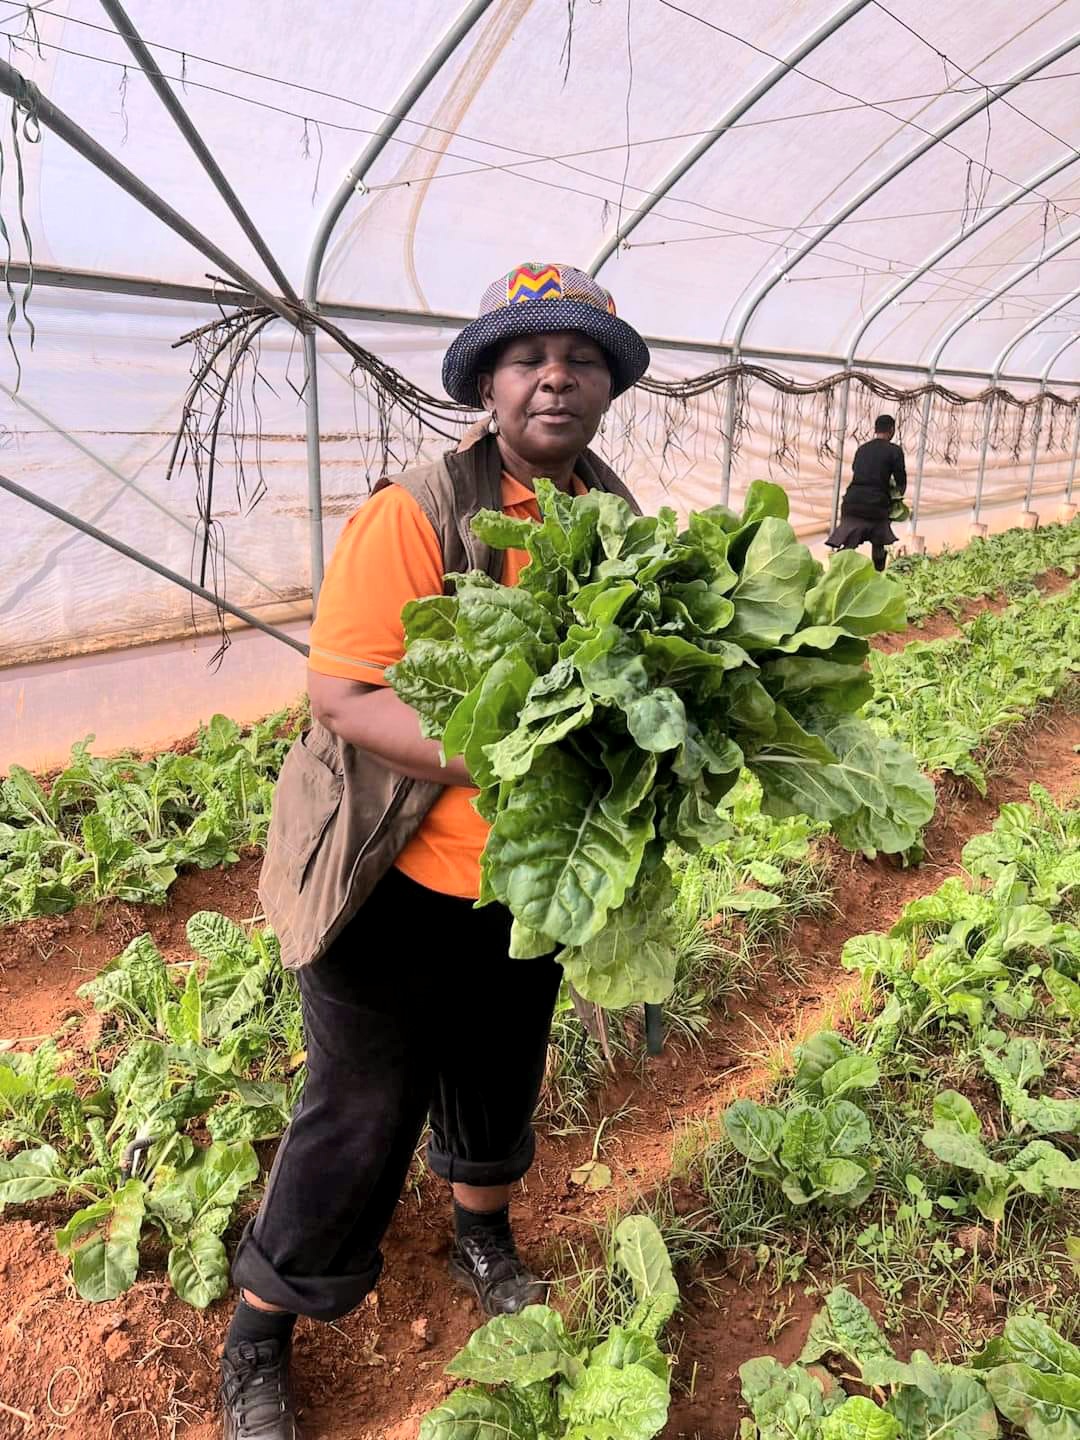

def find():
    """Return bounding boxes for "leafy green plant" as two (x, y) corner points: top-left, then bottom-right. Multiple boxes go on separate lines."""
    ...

(840, 796), (1080, 1048)
(0, 708), (302, 925)
(740, 1285), (1000, 1439)
(743, 1290), (1080, 1440)
(921, 1090), (1080, 1223)
(891, 518), (1080, 623)
(418, 1216), (678, 1440)
(724, 1035), (878, 1210)
(390, 480), (933, 1009)
(0, 910), (299, 1305)
(979, 1035), (1080, 1136)
(865, 584), (1080, 793)
(972, 1313), (1080, 1440)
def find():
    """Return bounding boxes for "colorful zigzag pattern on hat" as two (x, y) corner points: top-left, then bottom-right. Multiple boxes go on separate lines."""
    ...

(506, 263), (563, 305)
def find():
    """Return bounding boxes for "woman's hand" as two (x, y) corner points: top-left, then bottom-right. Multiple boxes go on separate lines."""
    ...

(308, 671), (472, 787)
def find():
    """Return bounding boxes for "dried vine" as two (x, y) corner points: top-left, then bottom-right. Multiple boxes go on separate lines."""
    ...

(169, 296), (1080, 644)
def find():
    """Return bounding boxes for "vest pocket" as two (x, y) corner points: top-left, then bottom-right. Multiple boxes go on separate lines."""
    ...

(270, 731), (345, 892)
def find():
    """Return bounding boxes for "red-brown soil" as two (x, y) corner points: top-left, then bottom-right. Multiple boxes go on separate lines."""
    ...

(0, 613), (1077, 1438)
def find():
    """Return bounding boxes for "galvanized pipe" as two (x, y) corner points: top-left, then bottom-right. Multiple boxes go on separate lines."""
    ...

(0, 381), (285, 601)
(845, 139), (1080, 369)
(299, 0), (496, 611)
(3, 259), (1076, 389)
(0, 59), (297, 328)
(1024, 390), (1044, 513)
(1068, 411), (1080, 503)
(973, 396), (995, 525)
(829, 374), (852, 529)
(302, 327), (325, 607)
(928, 223), (1080, 377)
(729, 34), (1080, 371)
(910, 389), (933, 532)
(720, 368), (738, 505)
(0, 471), (310, 656)
(98, 0), (299, 304)
(973, 287), (1080, 520)
(588, 0), (871, 277)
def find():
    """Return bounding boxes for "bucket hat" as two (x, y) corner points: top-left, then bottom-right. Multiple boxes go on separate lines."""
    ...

(442, 262), (650, 407)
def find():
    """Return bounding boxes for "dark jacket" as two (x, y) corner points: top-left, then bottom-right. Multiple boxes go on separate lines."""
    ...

(258, 424), (640, 970)
(841, 437), (906, 522)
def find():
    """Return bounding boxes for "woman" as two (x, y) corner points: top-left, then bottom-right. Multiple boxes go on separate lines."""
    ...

(219, 263), (650, 1440)
(827, 413), (907, 572)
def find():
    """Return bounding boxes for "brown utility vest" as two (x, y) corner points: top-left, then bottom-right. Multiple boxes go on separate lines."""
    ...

(259, 425), (640, 970)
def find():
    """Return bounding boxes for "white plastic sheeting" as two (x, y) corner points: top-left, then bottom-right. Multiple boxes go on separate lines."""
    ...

(3, 0), (1080, 665)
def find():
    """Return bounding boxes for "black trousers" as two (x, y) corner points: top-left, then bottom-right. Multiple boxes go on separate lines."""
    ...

(232, 867), (562, 1321)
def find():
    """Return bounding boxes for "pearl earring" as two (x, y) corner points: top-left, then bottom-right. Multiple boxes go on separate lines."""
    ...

(487, 412), (499, 436)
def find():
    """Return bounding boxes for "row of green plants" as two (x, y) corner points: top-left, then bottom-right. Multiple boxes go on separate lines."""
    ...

(0, 710), (301, 924)
(415, 787), (1080, 1438)
(0, 780), (831, 1306)
(890, 517), (1080, 623)
(701, 785), (1080, 1435)
(0, 911), (301, 1306)
(866, 580), (1080, 793)
(1, 521), (1073, 931)
(419, 1215), (680, 1440)
(741, 1285), (1080, 1440)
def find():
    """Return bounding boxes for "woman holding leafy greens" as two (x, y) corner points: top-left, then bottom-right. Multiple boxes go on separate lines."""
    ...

(218, 264), (650, 1439)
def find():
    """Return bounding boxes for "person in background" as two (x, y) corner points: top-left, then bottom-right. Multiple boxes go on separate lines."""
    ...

(827, 412), (907, 571)
(217, 263), (650, 1440)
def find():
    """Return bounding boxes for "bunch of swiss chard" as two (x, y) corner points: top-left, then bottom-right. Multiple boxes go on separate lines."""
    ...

(389, 479), (934, 1009)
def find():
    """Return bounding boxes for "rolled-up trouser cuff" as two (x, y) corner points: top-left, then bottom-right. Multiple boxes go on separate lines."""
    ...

(426, 1127), (536, 1187)
(231, 1221), (382, 1322)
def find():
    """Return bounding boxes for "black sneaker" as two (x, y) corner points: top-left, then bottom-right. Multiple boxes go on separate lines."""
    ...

(450, 1229), (547, 1317)
(220, 1339), (299, 1440)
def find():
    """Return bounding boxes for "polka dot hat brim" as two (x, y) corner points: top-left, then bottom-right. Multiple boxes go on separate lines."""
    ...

(441, 297), (651, 407)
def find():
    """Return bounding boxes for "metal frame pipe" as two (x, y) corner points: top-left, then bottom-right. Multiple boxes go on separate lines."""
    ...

(0, 382), (285, 601)
(1069, 408), (1080, 503)
(1024, 389), (1044, 513)
(1028, 332), (1080, 511)
(298, 0), (495, 612)
(0, 472), (310, 656)
(973, 395), (995, 524)
(98, 0), (298, 304)
(588, 0), (871, 278)
(829, 374), (851, 529)
(927, 224), (1080, 377)
(844, 139), (1080, 370)
(3, 261), (1077, 389)
(975, 283), (1080, 519)
(0, 59), (297, 328)
(910, 389), (934, 531)
(720, 33), (1080, 498)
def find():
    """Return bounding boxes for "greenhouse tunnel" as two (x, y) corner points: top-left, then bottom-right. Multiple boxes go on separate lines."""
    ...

(3, 0), (1080, 768)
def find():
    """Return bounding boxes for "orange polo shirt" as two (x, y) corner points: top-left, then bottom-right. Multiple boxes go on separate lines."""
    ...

(308, 473), (585, 899)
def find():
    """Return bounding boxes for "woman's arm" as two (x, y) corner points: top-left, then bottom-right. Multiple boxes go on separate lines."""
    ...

(308, 671), (472, 787)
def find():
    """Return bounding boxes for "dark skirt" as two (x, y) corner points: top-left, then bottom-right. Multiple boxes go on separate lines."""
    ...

(826, 515), (899, 549)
